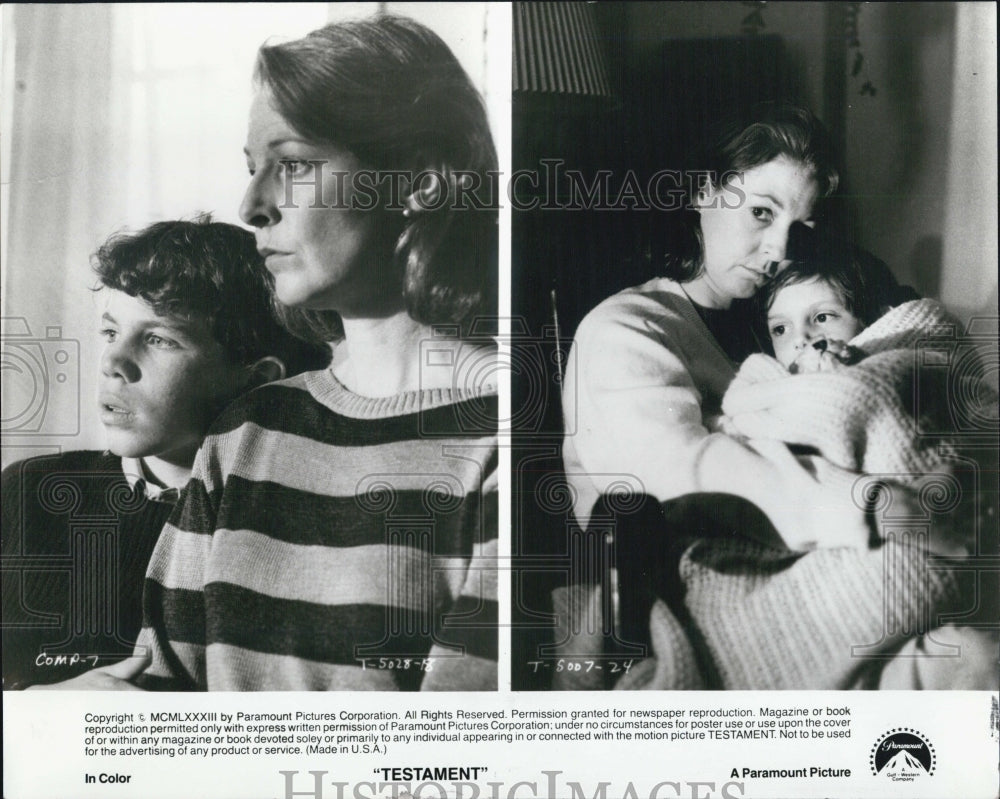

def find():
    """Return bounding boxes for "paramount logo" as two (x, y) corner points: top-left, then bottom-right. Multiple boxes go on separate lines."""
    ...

(870, 729), (935, 782)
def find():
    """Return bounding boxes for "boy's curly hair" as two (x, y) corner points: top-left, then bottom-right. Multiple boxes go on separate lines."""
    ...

(92, 215), (331, 374)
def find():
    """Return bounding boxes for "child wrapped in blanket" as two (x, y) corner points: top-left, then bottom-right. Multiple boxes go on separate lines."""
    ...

(720, 249), (993, 557)
(557, 248), (996, 690)
(648, 251), (999, 690)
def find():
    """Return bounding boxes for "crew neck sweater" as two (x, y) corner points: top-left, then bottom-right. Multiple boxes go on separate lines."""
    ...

(137, 369), (498, 691)
(562, 277), (740, 527)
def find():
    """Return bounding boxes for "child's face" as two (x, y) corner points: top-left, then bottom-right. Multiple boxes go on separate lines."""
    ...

(98, 290), (250, 466)
(767, 278), (865, 368)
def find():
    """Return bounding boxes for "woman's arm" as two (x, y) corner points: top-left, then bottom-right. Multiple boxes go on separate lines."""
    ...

(133, 448), (217, 691)
(705, 437), (870, 550)
(563, 290), (869, 550)
(421, 458), (498, 690)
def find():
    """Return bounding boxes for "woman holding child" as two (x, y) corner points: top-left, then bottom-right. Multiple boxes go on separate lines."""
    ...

(561, 103), (994, 689)
(564, 105), (861, 546)
(135, 16), (499, 690)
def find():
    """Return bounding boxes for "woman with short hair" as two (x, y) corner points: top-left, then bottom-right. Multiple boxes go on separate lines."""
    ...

(137, 15), (499, 691)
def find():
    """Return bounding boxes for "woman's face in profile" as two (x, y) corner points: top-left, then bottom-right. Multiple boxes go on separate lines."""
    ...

(239, 90), (387, 314)
(694, 156), (819, 308)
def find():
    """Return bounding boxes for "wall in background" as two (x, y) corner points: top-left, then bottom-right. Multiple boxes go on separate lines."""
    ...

(618, 1), (996, 319)
(0, 3), (501, 468)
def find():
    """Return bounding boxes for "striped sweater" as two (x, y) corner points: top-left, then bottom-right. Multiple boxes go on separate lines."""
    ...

(136, 369), (498, 691)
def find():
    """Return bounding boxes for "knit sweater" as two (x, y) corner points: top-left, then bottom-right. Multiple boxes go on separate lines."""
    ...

(722, 299), (962, 480)
(562, 277), (738, 527)
(136, 369), (498, 691)
(2, 451), (173, 688)
(556, 287), (988, 689)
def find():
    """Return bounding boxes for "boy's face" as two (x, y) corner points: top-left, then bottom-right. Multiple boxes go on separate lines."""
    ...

(98, 289), (250, 466)
(767, 278), (865, 369)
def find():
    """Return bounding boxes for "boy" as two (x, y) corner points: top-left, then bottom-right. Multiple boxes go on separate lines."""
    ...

(1, 217), (330, 689)
(716, 251), (997, 688)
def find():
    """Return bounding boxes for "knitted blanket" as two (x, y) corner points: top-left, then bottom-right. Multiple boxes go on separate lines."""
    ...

(720, 299), (960, 480)
(613, 299), (993, 689)
(552, 522), (977, 690)
(676, 534), (967, 689)
(553, 300), (994, 690)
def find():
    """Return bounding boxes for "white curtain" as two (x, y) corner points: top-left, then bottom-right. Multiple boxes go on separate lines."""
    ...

(2, 4), (122, 467)
(1, 3), (500, 468)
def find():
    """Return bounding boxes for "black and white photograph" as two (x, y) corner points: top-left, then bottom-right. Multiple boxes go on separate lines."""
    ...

(510, 0), (998, 692)
(2, 2), (998, 799)
(2, 2), (502, 695)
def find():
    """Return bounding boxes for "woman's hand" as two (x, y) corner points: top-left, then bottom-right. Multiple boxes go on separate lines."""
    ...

(747, 438), (872, 551)
(26, 651), (149, 691)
